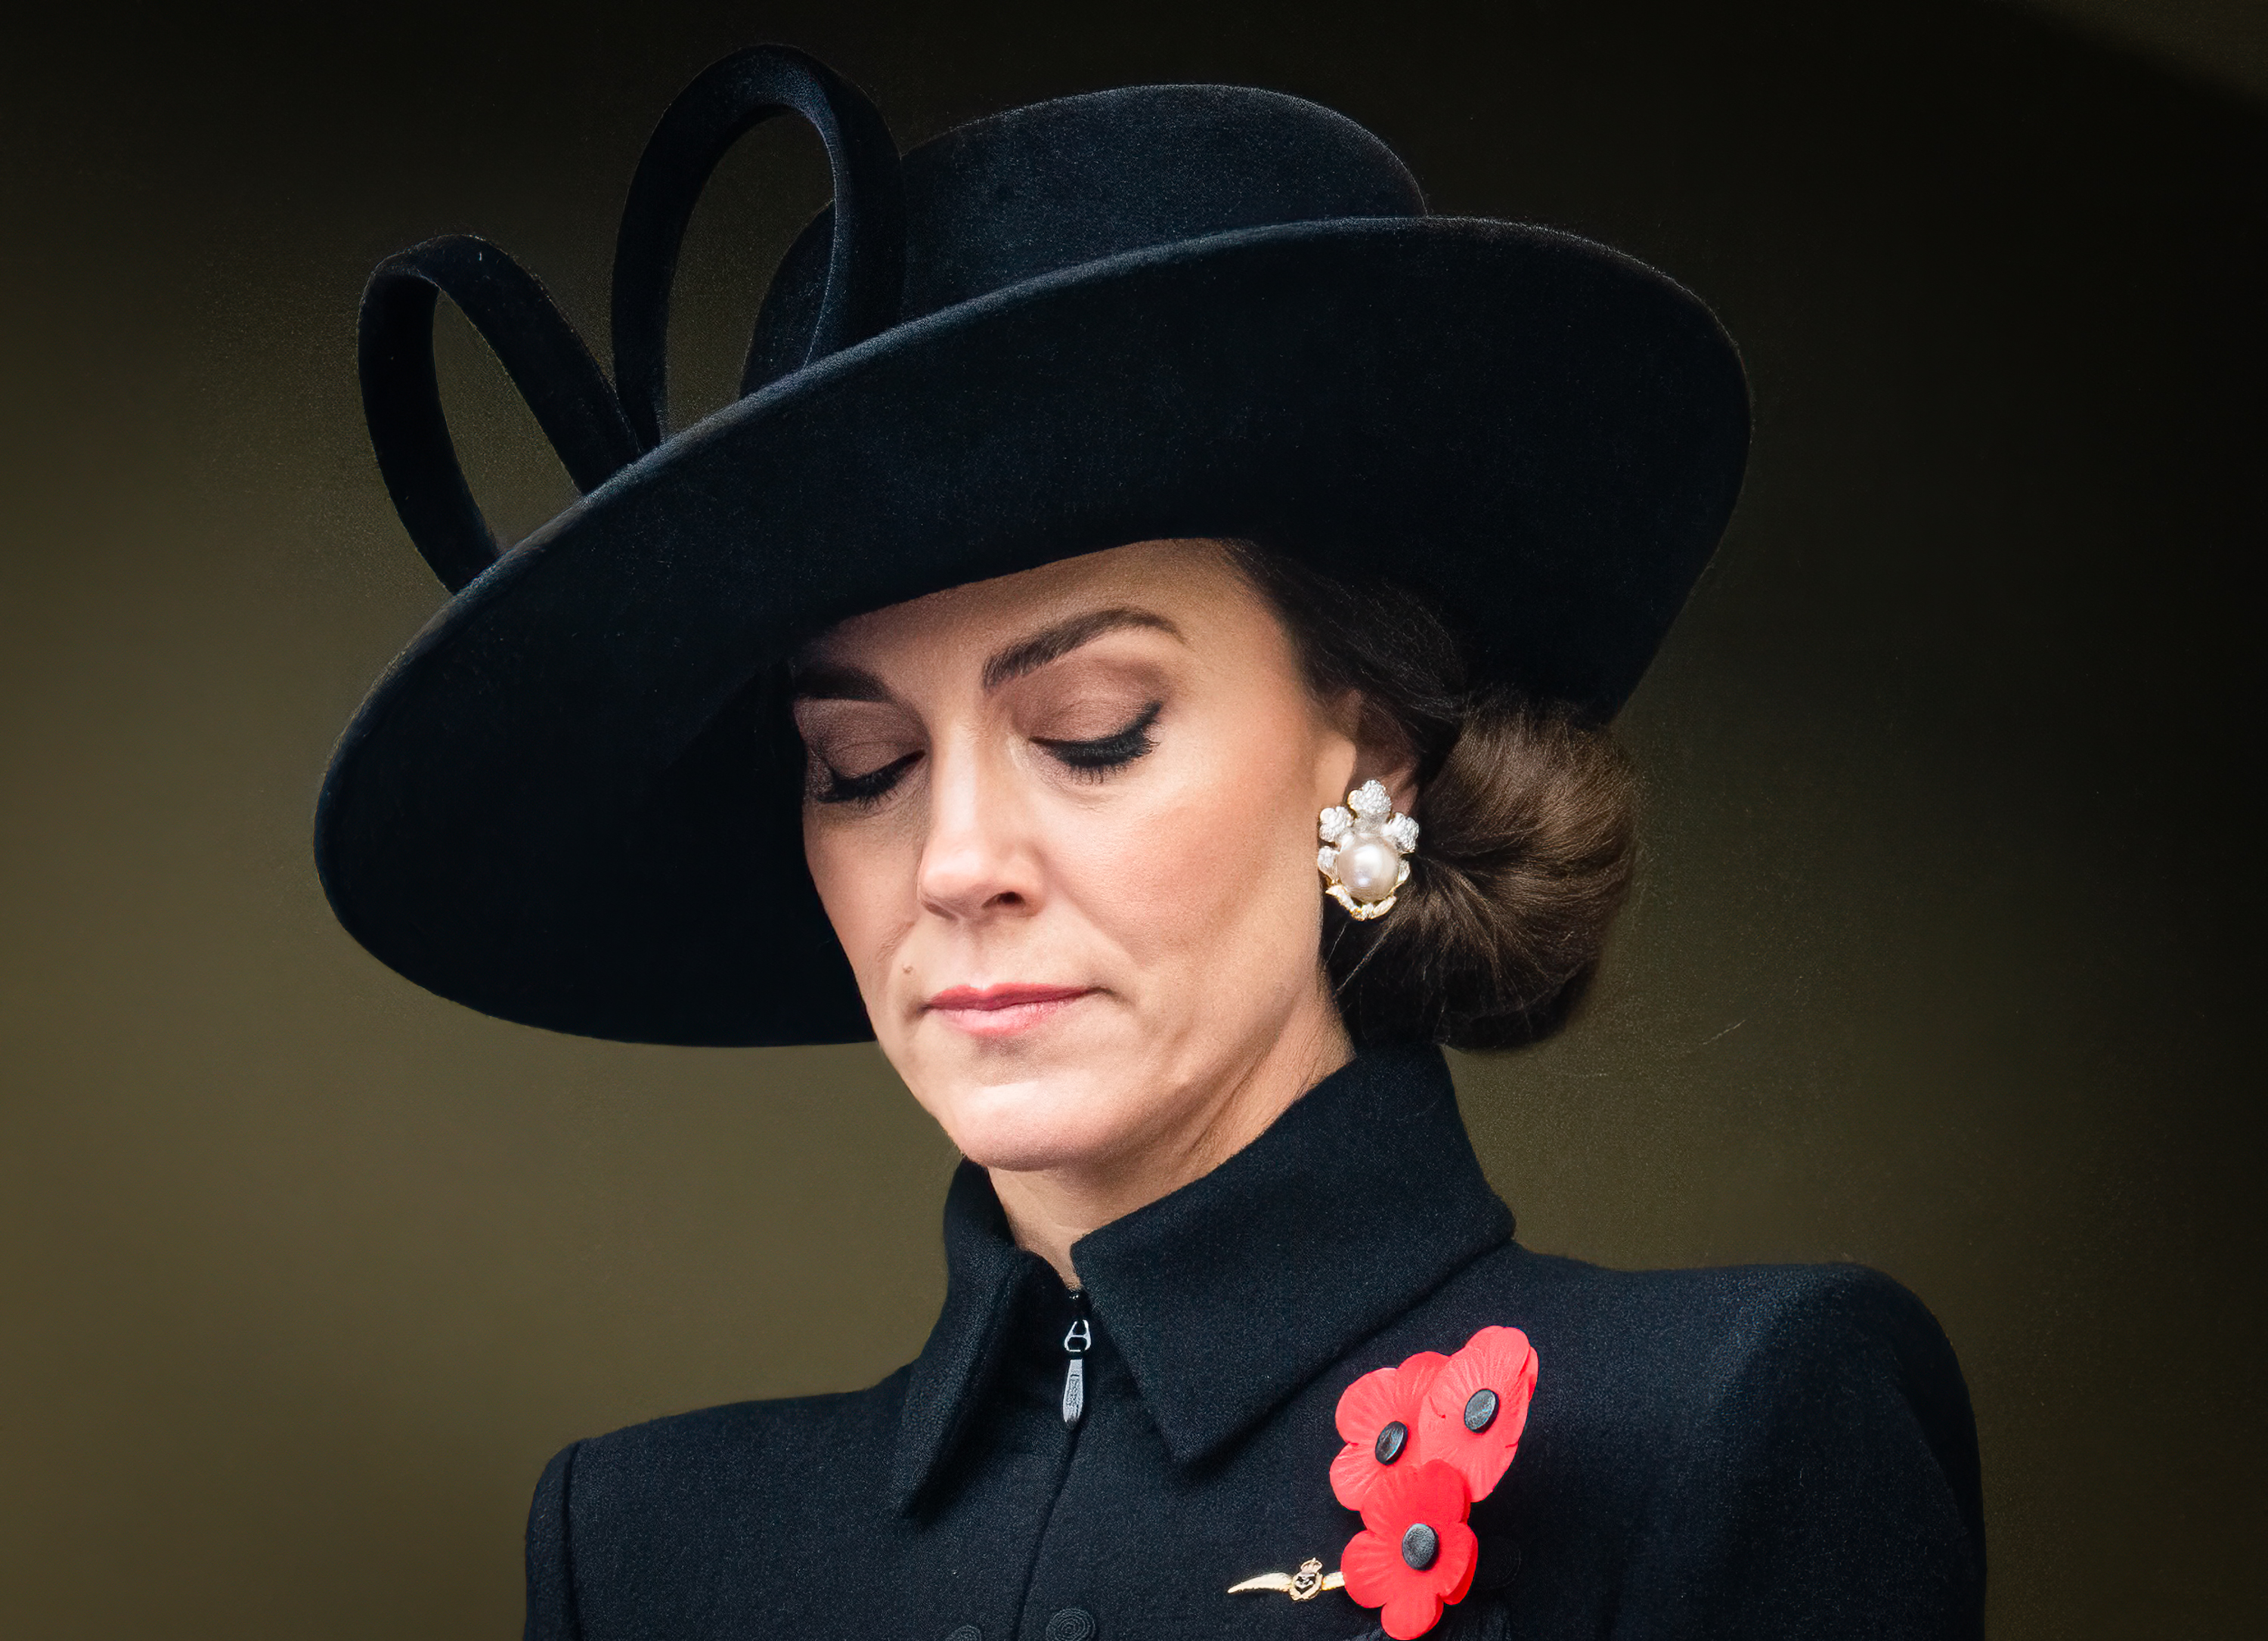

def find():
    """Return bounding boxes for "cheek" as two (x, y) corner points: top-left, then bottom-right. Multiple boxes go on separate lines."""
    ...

(1058, 728), (1321, 970)
(801, 816), (915, 963)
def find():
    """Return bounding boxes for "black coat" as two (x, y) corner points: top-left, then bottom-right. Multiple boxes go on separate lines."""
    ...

(524, 1047), (1984, 1640)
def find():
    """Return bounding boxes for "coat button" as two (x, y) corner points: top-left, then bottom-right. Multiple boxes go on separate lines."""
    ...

(1045, 1608), (1095, 1641)
(945, 1629), (981, 1641)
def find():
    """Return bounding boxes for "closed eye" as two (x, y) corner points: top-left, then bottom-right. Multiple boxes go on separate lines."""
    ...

(1033, 701), (1161, 776)
(813, 751), (922, 805)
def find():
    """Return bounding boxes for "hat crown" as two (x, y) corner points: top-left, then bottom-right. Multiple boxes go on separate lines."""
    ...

(745, 85), (1426, 390)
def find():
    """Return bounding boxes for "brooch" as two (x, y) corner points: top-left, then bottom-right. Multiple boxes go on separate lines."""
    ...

(1328, 1326), (1538, 1639)
(1228, 1558), (1346, 1602)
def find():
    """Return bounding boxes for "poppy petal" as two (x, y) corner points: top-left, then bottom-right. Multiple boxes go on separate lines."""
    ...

(1334, 1352), (1446, 1445)
(1380, 1585), (1446, 1640)
(1358, 1458), (1468, 1537)
(1332, 1350), (1448, 1507)
(1432, 1519), (1479, 1605)
(1338, 1524), (1406, 1608)
(1330, 1442), (1380, 1512)
(1422, 1327), (1538, 1502)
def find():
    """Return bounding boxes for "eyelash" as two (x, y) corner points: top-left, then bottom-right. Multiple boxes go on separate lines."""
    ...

(1034, 700), (1163, 779)
(810, 701), (1162, 805)
(813, 752), (920, 807)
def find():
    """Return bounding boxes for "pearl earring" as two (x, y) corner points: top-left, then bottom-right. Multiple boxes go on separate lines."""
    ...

(1318, 780), (1418, 921)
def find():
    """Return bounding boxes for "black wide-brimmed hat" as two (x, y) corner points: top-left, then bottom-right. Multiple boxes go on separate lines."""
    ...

(316, 45), (1749, 1047)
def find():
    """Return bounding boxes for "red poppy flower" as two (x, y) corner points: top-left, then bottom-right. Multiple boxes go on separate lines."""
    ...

(1338, 1458), (1477, 1639)
(1330, 1349), (1448, 1509)
(1420, 1325), (1538, 1502)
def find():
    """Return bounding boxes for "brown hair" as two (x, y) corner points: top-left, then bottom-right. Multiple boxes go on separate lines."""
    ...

(1222, 541), (1638, 1050)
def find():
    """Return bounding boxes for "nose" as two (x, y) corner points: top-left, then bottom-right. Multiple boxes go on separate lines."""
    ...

(916, 735), (1041, 922)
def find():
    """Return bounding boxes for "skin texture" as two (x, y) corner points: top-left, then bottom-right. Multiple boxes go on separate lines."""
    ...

(794, 539), (1413, 1283)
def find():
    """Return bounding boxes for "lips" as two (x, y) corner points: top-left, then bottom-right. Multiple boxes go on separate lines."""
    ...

(924, 983), (1095, 1037)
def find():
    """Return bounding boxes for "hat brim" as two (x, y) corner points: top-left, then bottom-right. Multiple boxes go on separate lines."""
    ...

(316, 216), (1749, 1045)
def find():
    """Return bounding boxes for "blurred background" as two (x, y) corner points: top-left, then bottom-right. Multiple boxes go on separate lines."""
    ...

(2, 2), (2261, 1636)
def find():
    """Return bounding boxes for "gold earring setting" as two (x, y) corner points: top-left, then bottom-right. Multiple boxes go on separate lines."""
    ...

(1318, 780), (1418, 921)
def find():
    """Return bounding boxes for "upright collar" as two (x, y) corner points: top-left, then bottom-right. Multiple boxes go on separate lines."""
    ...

(889, 1045), (1514, 1512)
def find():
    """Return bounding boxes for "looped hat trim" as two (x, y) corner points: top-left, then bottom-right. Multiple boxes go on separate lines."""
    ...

(354, 44), (905, 592)
(357, 236), (639, 593)
(609, 42), (907, 451)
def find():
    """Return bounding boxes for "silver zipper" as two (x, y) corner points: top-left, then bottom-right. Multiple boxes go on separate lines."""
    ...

(1061, 1292), (1092, 1426)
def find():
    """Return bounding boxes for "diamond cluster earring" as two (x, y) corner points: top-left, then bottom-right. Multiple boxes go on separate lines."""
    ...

(1318, 780), (1418, 921)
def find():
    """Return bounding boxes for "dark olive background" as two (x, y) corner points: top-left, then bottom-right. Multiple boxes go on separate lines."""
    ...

(2, 2), (2262, 1636)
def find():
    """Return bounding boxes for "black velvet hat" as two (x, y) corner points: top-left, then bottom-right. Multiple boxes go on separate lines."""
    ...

(316, 45), (1749, 1047)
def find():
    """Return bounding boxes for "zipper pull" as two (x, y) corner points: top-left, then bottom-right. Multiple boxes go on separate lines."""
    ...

(1061, 1292), (1092, 1427)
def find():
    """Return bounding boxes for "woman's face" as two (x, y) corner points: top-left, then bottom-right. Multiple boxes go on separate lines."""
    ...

(794, 540), (1365, 1185)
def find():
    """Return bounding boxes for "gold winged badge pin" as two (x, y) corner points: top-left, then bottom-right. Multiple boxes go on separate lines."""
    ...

(1228, 1558), (1345, 1602)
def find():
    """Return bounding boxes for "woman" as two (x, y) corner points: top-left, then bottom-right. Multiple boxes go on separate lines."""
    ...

(319, 43), (1984, 1641)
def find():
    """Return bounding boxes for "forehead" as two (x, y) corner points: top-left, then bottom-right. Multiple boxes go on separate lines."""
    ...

(802, 539), (1282, 680)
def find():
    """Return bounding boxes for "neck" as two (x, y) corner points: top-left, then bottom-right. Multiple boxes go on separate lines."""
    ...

(987, 993), (1353, 1286)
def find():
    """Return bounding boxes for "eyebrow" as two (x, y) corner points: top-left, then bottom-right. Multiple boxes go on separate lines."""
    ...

(980, 606), (1183, 691)
(792, 605), (1183, 701)
(789, 658), (893, 702)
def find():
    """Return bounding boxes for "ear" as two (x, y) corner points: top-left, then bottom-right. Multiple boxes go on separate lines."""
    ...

(1340, 694), (1420, 816)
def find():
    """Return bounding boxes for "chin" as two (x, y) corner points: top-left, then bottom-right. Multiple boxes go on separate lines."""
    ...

(920, 1067), (1145, 1176)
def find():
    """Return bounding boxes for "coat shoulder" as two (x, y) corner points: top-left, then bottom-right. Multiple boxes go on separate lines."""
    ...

(554, 1363), (910, 1528)
(1432, 1246), (1985, 1638)
(523, 1367), (914, 1641)
(574, 1364), (909, 1473)
(1459, 1246), (1975, 1460)
(1437, 1245), (1978, 1488)
(1479, 1238), (1947, 1330)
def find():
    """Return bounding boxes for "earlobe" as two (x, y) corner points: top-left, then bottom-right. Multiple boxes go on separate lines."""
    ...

(1346, 699), (1420, 816)
(1315, 689), (1418, 816)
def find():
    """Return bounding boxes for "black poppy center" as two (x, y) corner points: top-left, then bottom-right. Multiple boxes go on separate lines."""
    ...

(1464, 1388), (1499, 1432)
(1400, 1522), (1439, 1570)
(1374, 1420), (1408, 1464)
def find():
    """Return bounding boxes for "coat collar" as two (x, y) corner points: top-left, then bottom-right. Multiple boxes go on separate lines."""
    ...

(890, 1045), (1514, 1513)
